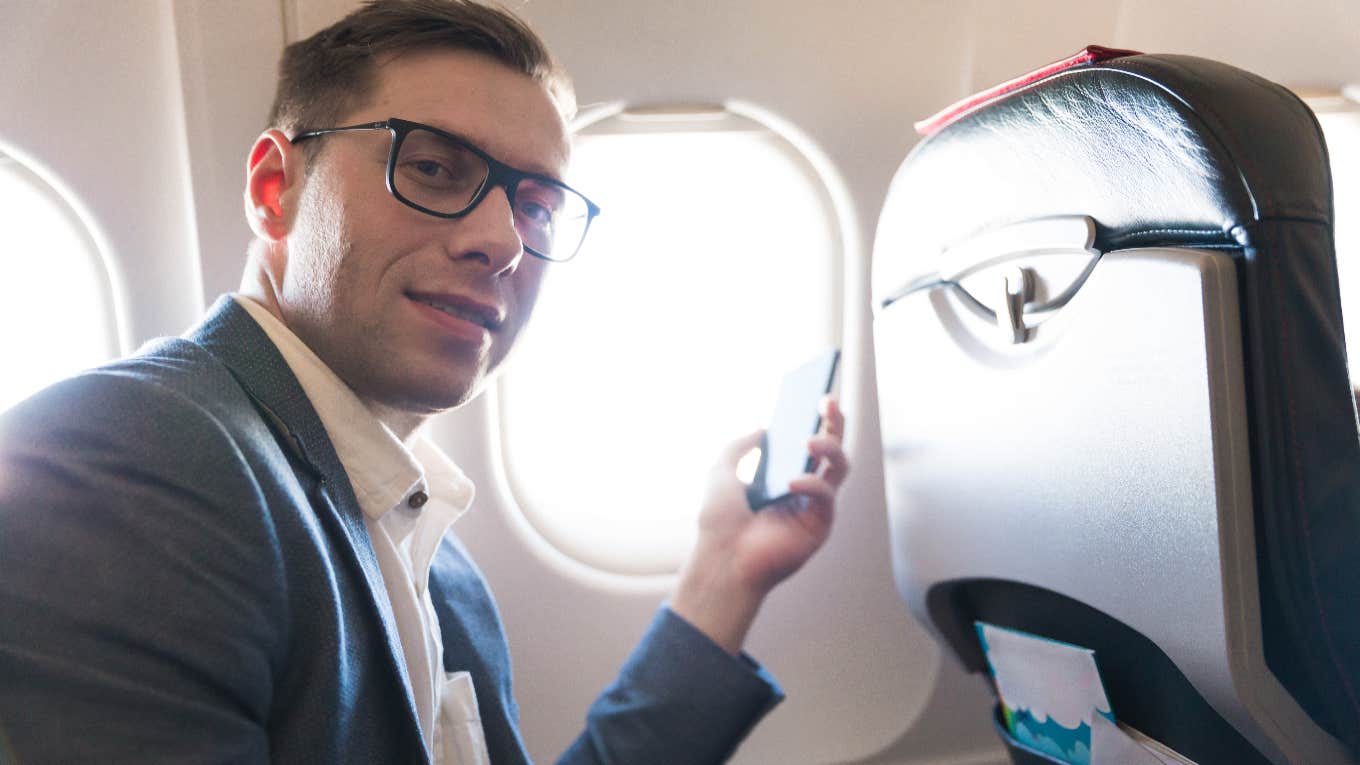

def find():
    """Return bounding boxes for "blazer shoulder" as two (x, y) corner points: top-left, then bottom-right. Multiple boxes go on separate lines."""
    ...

(0, 340), (291, 762)
(1, 337), (272, 484)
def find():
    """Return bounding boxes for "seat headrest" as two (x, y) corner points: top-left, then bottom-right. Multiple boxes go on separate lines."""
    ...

(874, 52), (1331, 301)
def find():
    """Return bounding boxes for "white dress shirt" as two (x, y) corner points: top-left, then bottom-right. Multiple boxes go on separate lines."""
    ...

(234, 295), (489, 764)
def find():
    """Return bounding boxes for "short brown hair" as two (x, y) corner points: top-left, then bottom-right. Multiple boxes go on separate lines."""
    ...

(267, 0), (574, 136)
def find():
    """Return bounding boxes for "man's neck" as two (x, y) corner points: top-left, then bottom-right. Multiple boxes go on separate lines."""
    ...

(237, 252), (288, 325)
(368, 402), (425, 443)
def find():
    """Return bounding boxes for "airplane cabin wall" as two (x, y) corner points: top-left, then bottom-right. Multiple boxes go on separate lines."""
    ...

(2, 1), (1358, 764)
(0, 0), (204, 349)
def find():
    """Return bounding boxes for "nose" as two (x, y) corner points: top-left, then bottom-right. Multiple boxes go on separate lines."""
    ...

(447, 185), (524, 275)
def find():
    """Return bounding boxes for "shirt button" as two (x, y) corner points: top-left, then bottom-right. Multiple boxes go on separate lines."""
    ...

(408, 491), (429, 509)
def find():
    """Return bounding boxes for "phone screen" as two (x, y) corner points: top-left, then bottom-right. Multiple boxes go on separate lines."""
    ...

(746, 348), (841, 511)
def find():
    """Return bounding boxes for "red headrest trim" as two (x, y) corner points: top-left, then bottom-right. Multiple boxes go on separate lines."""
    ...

(914, 45), (1143, 136)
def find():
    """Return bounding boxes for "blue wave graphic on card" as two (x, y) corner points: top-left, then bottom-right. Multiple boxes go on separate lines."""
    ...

(976, 622), (1115, 765)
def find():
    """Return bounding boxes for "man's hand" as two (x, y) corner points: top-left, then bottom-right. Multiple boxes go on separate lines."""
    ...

(670, 398), (849, 654)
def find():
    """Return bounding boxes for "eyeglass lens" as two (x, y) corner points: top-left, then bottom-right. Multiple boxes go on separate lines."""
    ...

(394, 127), (592, 260)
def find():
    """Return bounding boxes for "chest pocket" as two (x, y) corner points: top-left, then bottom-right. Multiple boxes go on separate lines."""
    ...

(435, 671), (491, 765)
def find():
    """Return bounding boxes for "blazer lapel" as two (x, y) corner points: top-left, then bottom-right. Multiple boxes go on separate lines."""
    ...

(186, 295), (425, 748)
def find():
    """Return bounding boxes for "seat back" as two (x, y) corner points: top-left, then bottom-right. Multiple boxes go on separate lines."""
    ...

(873, 49), (1360, 764)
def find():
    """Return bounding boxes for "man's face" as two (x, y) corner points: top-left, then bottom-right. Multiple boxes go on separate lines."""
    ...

(278, 49), (570, 416)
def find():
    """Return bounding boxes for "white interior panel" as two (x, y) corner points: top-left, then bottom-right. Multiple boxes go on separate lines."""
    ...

(171, 0), (285, 304)
(0, 0), (202, 346)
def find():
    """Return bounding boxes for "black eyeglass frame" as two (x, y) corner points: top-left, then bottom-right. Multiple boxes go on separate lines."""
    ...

(291, 117), (600, 262)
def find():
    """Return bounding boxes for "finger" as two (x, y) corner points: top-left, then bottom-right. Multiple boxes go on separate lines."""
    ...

(806, 435), (850, 486)
(819, 396), (845, 441)
(788, 474), (836, 506)
(784, 475), (837, 528)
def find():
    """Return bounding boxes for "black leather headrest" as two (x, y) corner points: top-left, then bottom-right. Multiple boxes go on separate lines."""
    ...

(879, 54), (1331, 272)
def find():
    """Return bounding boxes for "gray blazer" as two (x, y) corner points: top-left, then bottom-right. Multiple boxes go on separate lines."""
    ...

(0, 296), (780, 764)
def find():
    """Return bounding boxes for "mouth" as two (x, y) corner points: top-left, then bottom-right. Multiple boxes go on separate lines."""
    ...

(405, 290), (505, 332)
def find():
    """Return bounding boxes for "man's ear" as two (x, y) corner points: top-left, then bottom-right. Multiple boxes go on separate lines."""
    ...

(244, 129), (305, 242)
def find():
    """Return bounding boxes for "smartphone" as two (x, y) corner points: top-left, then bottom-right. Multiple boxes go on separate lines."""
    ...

(746, 348), (841, 511)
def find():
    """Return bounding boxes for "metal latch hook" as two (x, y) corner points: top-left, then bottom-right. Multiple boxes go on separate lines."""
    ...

(1000, 266), (1034, 344)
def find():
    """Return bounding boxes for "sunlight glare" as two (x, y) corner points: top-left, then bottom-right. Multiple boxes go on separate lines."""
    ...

(0, 157), (114, 413)
(500, 123), (838, 575)
(1315, 109), (1360, 383)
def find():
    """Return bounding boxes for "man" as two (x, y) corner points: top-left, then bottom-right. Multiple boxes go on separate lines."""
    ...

(0, 1), (848, 763)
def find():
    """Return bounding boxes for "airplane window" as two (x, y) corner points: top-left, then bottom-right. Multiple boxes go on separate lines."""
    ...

(1302, 89), (1360, 384)
(498, 106), (843, 576)
(0, 152), (119, 413)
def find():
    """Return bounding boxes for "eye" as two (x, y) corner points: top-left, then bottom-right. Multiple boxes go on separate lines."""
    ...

(410, 159), (452, 180)
(395, 130), (486, 195)
(517, 199), (554, 226)
(399, 155), (468, 189)
(514, 182), (566, 228)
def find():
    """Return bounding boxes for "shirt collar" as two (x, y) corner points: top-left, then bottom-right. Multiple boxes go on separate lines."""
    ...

(231, 294), (472, 524)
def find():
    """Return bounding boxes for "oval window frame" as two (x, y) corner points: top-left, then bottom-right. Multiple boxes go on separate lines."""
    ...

(0, 147), (123, 411)
(492, 101), (853, 578)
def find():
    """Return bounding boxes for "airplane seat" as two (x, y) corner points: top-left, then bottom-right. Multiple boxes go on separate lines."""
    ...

(871, 47), (1360, 764)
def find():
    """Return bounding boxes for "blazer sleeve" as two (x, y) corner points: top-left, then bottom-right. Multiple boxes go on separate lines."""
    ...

(0, 372), (288, 763)
(556, 607), (784, 765)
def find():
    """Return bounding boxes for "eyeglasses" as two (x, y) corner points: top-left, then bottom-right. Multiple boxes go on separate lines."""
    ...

(291, 117), (599, 262)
